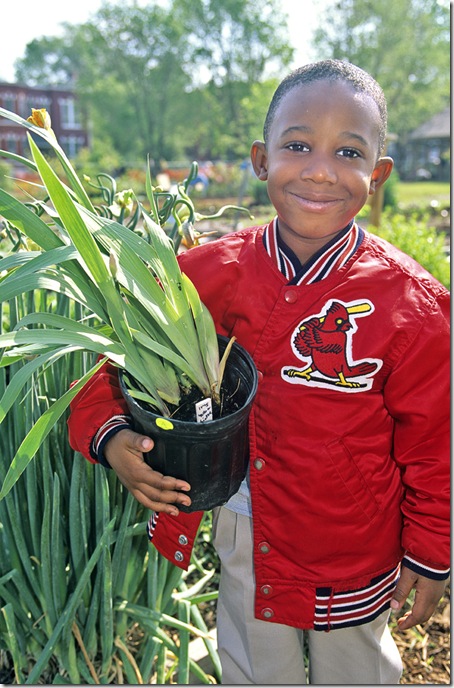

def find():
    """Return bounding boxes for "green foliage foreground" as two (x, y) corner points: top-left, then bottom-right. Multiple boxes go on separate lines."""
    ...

(0, 110), (235, 683)
(0, 309), (220, 683)
(0, 106), (252, 502)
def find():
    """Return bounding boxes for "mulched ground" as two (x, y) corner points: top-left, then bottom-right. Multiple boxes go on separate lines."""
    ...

(0, 577), (449, 684)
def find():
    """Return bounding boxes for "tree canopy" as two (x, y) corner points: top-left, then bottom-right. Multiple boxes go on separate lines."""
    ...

(312, 0), (450, 140)
(12, 0), (450, 167)
(14, 0), (292, 163)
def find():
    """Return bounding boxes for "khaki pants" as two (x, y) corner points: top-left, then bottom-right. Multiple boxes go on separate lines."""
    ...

(212, 507), (403, 685)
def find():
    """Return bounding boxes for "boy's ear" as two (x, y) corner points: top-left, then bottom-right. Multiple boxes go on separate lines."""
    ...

(369, 156), (394, 194)
(250, 140), (268, 181)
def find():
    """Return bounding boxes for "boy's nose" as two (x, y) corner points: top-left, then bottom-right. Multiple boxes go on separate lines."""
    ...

(301, 154), (337, 184)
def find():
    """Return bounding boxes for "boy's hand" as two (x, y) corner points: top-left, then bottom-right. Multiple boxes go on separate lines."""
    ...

(104, 428), (191, 515)
(390, 566), (447, 630)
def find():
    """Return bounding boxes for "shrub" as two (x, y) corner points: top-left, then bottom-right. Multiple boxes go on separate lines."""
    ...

(249, 177), (270, 206)
(383, 169), (399, 209)
(369, 210), (450, 289)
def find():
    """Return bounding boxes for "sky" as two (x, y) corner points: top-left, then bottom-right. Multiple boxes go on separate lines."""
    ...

(1, 0), (327, 83)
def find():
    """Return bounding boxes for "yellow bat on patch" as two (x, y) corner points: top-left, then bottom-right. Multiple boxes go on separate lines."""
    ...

(299, 302), (372, 330)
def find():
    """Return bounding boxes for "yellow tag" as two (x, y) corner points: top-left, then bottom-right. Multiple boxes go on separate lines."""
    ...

(156, 418), (174, 431)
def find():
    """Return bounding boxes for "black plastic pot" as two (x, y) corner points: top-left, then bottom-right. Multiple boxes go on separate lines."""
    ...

(119, 335), (258, 512)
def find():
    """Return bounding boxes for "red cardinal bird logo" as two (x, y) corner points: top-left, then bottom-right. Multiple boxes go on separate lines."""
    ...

(282, 300), (382, 391)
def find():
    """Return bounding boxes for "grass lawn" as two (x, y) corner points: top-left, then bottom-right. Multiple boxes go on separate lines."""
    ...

(396, 181), (450, 207)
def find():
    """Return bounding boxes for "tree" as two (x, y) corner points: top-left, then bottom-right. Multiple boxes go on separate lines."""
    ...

(14, 35), (82, 87)
(69, 4), (190, 163)
(16, 4), (193, 162)
(14, 0), (294, 163)
(173, 0), (292, 95)
(171, 0), (293, 158)
(312, 0), (450, 139)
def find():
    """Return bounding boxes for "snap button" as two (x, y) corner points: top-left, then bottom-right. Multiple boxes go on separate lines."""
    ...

(284, 290), (297, 304)
(257, 370), (264, 382)
(258, 541), (271, 554)
(174, 551), (184, 562)
(261, 607), (274, 619)
(253, 458), (265, 471)
(260, 584), (273, 596)
(178, 534), (189, 546)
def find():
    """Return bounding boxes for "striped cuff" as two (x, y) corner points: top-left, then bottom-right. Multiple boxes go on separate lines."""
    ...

(90, 414), (132, 468)
(147, 511), (160, 542)
(402, 555), (450, 581)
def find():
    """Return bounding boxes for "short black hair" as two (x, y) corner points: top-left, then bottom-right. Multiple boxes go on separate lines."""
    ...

(263, 59), (388, 157)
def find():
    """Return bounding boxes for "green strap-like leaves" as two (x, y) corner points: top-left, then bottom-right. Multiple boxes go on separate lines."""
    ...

(0, 358), (107, 500)
(0, 187), (64, 251)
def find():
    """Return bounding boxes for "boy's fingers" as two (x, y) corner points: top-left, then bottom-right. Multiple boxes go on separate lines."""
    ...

(140, 492), (191, 516)
(132, 434), (154, 452)
(390, 567), (417, 611)
(116, 428), (152, 453)
(390, 568), (447, 631)
(390, 584), (410, 610)
(132, 440), (191, 493)
(128, 457), (192, 496)
(159, 474), (191, 492)
(138, 481), (192, 513)
(105, 429), (192, 507)
(125, 471), (192, 513)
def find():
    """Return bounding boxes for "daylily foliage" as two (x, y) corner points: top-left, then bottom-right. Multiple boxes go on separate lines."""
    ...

(0, 107), (250, 498)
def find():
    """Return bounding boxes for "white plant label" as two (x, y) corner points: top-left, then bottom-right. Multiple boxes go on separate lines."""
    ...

(195, 397), (213, 423)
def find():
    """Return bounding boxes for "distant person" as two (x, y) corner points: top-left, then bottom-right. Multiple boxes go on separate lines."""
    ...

(190, 161), (214, 195)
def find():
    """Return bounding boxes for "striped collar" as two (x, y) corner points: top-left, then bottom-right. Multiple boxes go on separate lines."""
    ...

(263, 217), (364, 286)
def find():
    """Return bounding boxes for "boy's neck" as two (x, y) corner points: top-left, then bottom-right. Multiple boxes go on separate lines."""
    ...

(276, 219), (354, 266)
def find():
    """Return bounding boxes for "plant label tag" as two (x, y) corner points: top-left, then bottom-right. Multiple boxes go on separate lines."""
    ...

(195, 397), (213, 423)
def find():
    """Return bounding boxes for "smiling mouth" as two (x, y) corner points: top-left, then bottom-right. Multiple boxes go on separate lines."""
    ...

(290, 192), (341, 212)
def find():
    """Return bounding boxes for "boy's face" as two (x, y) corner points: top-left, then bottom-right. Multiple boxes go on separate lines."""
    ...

(251, 79), (393, 262)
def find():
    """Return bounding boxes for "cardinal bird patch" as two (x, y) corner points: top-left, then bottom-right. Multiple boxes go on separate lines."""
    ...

(282, 299), (382, 392)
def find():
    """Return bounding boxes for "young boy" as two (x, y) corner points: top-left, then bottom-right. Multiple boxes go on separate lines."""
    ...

(68, 60), (450, 684)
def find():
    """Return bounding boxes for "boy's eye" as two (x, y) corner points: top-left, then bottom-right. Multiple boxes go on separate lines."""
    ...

(338, 148), (361, 159)
(286, 142), (309, 152)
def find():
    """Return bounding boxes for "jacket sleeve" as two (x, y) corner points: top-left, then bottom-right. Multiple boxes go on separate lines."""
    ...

(383, 289), (450, 572)
(67, 360), (130, 464)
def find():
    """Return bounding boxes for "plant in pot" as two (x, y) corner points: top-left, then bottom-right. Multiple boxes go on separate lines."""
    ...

(0, 107), (258, 511)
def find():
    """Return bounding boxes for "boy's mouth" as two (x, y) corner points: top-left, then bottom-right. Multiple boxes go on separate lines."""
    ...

(290, 192), (341, 213)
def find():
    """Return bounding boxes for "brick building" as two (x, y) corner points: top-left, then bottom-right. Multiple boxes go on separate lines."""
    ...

(0, 82), (89, 159)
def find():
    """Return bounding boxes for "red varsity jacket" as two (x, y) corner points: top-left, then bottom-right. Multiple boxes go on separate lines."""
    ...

(68, 223), (450, 630)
